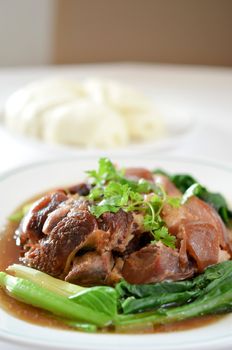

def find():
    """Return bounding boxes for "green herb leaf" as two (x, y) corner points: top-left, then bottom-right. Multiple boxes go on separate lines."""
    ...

(88, 187), (103, 201)
(151, 226), (176, 249)
(166, 197), (181, 208)
(143, 212), (176, 249)
(87, 159), (176, 248)
(86, 158), (119, 185)
(90, 204), (120, 218)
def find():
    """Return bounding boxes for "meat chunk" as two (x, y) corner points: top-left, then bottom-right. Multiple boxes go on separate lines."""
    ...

(17, 169), (232, 287)
(42, 206), (70, 235)
(122, 243), (195, 284)
(180, 222), (219, 272)
(105, 257), (124, 285)
(19, 197), (143, 284)
(23, 208), (98, 277)
(68, 183), (91, 196)
(162, 196), (225, 240)
(65, 251), (114, 286)
(162, 196), (231, 270)
(19, 192), (67, 244)
(98, 210), (134, 252)
(75, 229), (110, 253)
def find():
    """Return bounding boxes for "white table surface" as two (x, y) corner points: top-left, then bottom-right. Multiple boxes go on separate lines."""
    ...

(0, 63), (232, 350)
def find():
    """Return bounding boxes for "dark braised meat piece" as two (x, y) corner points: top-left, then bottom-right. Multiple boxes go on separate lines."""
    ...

(19, 196), (142, 284)
(180, 222), (219, 272)
(23, 208), (98, 277)
(65, 251), (114, 286)
(18, 192), (67, 244)
(161, 196), (231, 267)
(105, 257), (124, 285)
(98, 210), (134, 252)
(42, 206), (70, 235)
(68, 183), (91, 196)
(122, 243), (195, 284)
(17, 170), (232, 287)
(122, 231), (152, 256)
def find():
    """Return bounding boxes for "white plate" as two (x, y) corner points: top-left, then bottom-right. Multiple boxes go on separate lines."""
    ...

(0, 156), (232, 350)
(0, 108), (194, 157)
(0, 64), (195, 159)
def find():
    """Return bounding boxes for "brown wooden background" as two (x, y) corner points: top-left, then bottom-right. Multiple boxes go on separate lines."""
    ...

(54, 0), (232, 66)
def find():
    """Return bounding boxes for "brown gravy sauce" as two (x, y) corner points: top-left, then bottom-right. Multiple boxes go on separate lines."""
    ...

(0, 212), (223, 334)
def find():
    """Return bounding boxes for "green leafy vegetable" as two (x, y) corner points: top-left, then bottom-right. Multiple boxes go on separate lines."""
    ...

(116, 261), (232, 315)
(70, 286), (117, 319)
(181, 183), (202, 204)
(116, 273), (232, 328)
(1, 262), (232, 332)
(0, 272), (111, 327)
(116, 279), (193, 299)
(7, 264), (84, 297)
(8, 203), (32, 222)
(171, 174), (196, 193)
(119, 290), (198, 314)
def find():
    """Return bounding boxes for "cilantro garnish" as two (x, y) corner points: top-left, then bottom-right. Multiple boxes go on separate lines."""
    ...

(86, 158), (120, 185)
(86, 158), (178, 249)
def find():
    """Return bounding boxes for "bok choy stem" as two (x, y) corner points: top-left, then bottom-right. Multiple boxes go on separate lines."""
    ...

(7, 264), (85, 297)
(0, 272), (111, 327)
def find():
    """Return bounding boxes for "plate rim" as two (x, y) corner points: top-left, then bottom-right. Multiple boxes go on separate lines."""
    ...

(1, 155), (232, 350)
(1, 154), (232, 182)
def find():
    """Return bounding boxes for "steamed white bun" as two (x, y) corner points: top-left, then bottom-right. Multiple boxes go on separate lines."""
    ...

(4, 78), (165, 148)
(42, 100), (128, 148)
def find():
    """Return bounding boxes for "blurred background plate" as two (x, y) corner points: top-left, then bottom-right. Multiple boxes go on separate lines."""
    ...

(0, 63), (231, 171)
(0, 64), (196, 166)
